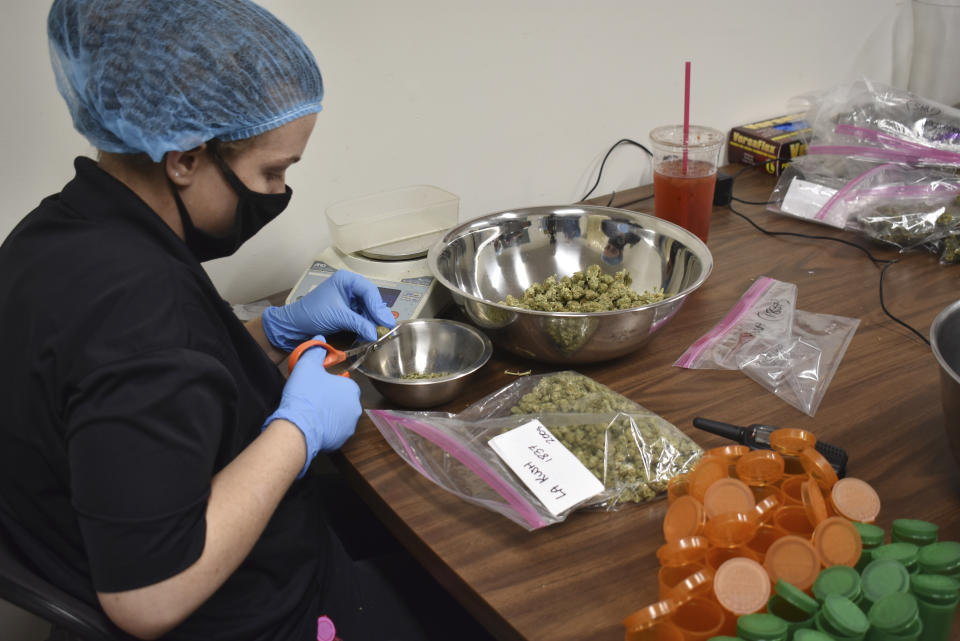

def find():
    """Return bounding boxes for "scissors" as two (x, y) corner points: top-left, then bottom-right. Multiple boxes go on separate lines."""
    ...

(287, 325), (401, 378)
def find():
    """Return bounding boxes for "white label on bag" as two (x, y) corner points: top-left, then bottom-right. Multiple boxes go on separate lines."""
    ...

(780, 178), (838, 219)
(488, 419), (604, 516)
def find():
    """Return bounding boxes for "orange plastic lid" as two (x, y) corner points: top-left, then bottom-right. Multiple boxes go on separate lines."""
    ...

(665, 567), (716, 605)
(626, 621), (684, 641)
(658, 563), (706, 600)
(801, 478), (830, 526)
(746, 524), (781, 557)
(663, 496), (707, 542)
(667, 474), (690, 504)
(769, 428), (817, 455)
(623, 598), (677, 631)
(830, 477), (881, 523)
(706, 546), (760, 571)
(778, 475), (805, 505)
(707, 444), (751, 461)
(773, 504), (815, 537)
(764, 535), (822, 591)
(799, 447), (839, 490)
(753, 494), (782, 523)
(704, 511), (760, 548)
(750, 484), (782, 504)
(688, 456), (729, 501)
(704, 478), (757, 519)
(736, 450), (785, 486)
(671, 597), (726, 639)
(714, 557), (772, 615)
(656, 536), (710, 567)
(812, 516), (863, 568)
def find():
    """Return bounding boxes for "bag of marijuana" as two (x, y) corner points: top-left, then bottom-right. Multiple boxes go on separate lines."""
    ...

(366, 371), (702, 530)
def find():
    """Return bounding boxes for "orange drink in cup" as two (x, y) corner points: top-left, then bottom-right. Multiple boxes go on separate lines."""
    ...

(650, 125), (724, 243)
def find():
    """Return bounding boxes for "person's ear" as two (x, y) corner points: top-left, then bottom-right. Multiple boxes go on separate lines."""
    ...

(165, 143), (208, 187)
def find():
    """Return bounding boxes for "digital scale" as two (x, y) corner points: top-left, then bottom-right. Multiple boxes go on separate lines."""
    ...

(285, 185), (459, 321)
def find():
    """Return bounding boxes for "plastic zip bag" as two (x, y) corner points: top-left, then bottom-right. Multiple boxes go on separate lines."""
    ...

(801, 79), (960, 163)
(767, 155), (886, 228)
(366, 371), (702, 530)
(838, 164), (960, 262)
(768, 156), (960, 261)
(676, 280), (859, 416)
(739, 310), (860, 417)
(674, 277), (797, 370)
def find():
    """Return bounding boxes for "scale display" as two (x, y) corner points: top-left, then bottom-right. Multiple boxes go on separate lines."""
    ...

(285, 256), (445, 321)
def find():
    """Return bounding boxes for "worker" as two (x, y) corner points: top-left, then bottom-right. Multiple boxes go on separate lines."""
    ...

(0, 1), (430, 639)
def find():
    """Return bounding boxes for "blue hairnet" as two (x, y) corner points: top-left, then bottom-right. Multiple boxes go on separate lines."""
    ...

(47, 0), (323, 162)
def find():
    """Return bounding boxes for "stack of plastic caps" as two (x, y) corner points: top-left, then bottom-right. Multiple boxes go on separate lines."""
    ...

(621, 427), (960, 641)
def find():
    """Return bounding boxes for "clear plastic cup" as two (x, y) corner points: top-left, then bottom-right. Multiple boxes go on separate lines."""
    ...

(649, 125), (724, 244)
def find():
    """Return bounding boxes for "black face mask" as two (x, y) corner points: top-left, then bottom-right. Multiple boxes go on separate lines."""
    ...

(170, 147), (292, 262)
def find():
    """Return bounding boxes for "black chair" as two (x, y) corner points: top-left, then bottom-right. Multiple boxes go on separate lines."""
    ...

(0, 527), (124, 641)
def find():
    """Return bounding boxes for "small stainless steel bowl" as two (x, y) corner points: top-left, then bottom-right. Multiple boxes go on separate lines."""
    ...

(357, 319), (493, 409)
(427, 205), (713, 363)
(931, 299), (960, 466)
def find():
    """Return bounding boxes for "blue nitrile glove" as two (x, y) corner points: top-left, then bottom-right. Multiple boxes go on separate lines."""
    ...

(262, 270), (397, 352)
(262, 338), (362, 477)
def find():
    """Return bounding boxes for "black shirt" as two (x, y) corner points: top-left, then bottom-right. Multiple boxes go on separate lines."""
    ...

(0, 158), (326, 640)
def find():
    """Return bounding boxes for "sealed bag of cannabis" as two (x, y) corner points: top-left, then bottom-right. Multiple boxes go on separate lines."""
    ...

(366, 371), (702, 530)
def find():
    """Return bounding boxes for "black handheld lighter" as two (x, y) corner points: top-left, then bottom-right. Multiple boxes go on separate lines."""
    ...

(692, 417), (848, 478)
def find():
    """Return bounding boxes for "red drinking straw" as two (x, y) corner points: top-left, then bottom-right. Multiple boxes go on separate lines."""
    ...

(683, 61), (691, 175)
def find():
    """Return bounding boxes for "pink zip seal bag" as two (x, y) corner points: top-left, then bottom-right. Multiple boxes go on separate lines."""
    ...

(366, 371), (701, 530)
(674, 277), (797, 370)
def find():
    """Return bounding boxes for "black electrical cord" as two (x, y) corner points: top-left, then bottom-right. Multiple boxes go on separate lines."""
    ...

(612, 193), (655, 209)
(731, 196), (777, 205)
(581, 139), (653, 202)
(727, 171), (931, 345)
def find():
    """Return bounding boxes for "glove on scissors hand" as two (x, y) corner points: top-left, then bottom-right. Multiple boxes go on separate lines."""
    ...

(262, 338), (362, 477)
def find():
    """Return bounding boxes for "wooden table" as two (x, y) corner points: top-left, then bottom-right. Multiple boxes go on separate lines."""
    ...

(333, 164), (960, 641)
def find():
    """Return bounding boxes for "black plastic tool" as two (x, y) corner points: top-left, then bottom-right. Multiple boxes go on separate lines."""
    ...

(692, 417), (848, 478)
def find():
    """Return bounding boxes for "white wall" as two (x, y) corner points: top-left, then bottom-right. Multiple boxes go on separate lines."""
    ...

(0, 0), (919, 636)
(1, 0), (914, 306)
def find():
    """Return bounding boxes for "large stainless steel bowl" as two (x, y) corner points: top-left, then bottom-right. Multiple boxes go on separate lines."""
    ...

(427, 205), (713, 363)
(931, 299), (960, 466)
(357, 319), (493, 409)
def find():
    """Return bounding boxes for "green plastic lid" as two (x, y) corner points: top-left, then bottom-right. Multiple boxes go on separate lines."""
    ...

(870, 542), (919, 568)
(868, 592), (918, 631)
(820, 595), (869, 637)
(861, 559), (912, 603)
(917, 541), (960, 573)
(792, 631), (835, 641)
(736, 613), (789, 641)
(910, 573), (960, 601)
(852, 521), (885, 548)
(812, 565), (861, 602)
(775, 578), (819, 615)
(892, 518), (938, 544)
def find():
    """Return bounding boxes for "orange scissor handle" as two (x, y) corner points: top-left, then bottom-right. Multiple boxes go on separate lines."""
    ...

(287, 339), (351, 378)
